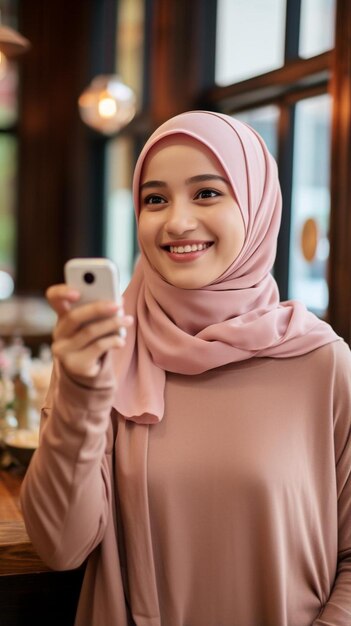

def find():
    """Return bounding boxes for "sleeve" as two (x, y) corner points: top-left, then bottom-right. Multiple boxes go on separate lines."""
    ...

(313, 341), (351, 625)
(20, 355), (116, 571)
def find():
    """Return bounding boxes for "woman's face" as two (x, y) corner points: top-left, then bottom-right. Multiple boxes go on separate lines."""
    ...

(138, 135), (245, 289)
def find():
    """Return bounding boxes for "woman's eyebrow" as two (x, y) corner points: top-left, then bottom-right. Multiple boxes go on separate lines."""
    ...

(185, 174), (229, 185)
(140, 174), (229, 190)
(140, 180), (167, 190)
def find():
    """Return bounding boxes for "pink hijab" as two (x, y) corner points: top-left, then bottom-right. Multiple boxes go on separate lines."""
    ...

(112, 110), (339, 424)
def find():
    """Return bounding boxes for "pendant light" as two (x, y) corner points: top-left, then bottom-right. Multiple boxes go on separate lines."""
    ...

(78, 74), (136, 135)
(0, 13), (30, 79)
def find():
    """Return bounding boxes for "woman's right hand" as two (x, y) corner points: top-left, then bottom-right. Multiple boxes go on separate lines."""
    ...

(46, 284), (134, 379)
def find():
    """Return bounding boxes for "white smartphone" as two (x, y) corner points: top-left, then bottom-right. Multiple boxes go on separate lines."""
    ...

(64, 257), (126, 336)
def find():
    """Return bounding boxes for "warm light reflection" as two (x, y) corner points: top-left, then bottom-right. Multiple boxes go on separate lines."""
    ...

(98, 95), (117, 119)
(0, 51), (8, 80)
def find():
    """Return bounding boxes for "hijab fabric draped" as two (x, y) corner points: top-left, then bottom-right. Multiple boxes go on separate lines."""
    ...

(112, 111), (339, 424)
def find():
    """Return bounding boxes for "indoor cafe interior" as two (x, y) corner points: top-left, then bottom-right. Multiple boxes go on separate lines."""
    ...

(0, 0), (350, 624)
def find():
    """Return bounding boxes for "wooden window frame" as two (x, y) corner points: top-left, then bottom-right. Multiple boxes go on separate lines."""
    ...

(197, 0), (351, 342)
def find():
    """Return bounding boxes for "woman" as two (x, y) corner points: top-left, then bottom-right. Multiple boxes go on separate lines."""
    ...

(21, 111), (351, 626)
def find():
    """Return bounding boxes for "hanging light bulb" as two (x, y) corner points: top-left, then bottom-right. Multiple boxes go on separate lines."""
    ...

(0, 12), (30, 80)
(98, 92), (118, 118)
(0, 24), (30, 57)
(78, 75), (136, 135)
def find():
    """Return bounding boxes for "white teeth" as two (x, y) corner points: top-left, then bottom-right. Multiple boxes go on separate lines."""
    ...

(169, 243), (210, 254)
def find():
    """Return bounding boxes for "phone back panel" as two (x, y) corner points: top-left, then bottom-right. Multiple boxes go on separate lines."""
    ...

(64, 258), (121, 305)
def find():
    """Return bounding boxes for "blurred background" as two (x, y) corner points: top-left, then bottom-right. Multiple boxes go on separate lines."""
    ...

(2, 3), (350, 616)
(0, 0), (350, 347)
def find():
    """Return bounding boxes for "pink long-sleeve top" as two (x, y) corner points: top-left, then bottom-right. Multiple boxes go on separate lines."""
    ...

(21, 340), (351, 626)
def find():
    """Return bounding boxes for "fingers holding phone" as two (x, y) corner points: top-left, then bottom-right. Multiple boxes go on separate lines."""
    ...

(47, 258), (133, 379)
(46, 283), (81, 317)
(52, 302), (133, 378)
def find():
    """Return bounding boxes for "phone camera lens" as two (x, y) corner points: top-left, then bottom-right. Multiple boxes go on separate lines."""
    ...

(83, 272), (95, 284)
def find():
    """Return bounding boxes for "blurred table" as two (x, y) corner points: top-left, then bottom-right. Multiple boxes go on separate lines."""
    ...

(0, 469), (84, 626)
(0, 468), (48, 575)
(0, 296), (56, 355)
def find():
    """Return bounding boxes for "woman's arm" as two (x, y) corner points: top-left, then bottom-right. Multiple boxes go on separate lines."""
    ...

(20, 358), (116, 570)
(313, 343), (351, 625)
(20, 283), (133, 571)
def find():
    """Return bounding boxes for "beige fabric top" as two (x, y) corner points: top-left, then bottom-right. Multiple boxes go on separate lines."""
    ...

(21, 340), (351, 626)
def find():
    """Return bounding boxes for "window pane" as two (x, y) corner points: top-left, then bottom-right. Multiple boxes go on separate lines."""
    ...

(105, 0), (144, 291)
(233, 105), (280, 159)
(0, 0), (17, 298)
(0, 62), (18, 127)
(299, 0), (336, 58)
(0, 135), (16, 298)
(116, 0), (144, 104)
(215, 0), (287, 85)
(0, 0), (19, 128)
(288, 95), (331, 316)
(105, 138), (135, 292)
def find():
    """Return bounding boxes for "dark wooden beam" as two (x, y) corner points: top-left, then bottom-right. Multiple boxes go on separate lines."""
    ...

(284, 0), (302, 61)
(16, 0), (116, 295)
(274, 104), (296, 300)
(16, 0), (92, 293)
(146, 0), (217, 127)
(328, 0), (351, 342)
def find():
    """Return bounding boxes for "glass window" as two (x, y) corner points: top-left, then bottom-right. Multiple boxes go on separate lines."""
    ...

(0, 0), (19, 127)
(299, 0), (336, 58)
(105, 138), (135, 292)
(116, 0), (144, 103)
(0, 135), (16, 297)
(233, 105), (280, 159)
(104, 0), (145, 292)
(0, 0), (19, 298)
(215, 0), (287, 85)
(0, 61), (18, 127)
(288, 94), (332, 316)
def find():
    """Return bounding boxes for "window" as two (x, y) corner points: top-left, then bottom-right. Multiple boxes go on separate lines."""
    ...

(105, 0), (144, 290)
(0, 0), (18, 299)
(208, 0), (337, 318)
(215, 0), (287, 85)
(289, 95), (332, 315)
(105, 137), (136, 292)
(0, 135), (16, 296)
(299, 0), (336, 58)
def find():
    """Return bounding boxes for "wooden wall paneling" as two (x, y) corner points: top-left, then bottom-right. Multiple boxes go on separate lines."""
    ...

(328, 0), (351, 342)
(16, 0), (94, 294)
(147, 0), (215, 127)
(148, 0), (190, 125)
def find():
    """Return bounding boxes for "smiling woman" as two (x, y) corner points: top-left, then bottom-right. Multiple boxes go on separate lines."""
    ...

(21, 111), (350, 626)
(138, 135), (245, 289)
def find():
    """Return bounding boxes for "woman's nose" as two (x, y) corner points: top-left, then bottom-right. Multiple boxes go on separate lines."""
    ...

(164, 203), (197, 235)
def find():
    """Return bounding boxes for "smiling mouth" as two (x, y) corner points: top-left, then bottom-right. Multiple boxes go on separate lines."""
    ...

(162, 242), (213, 254)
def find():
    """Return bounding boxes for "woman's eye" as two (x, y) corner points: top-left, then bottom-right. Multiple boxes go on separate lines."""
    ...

(195, 189), (220, 200)
(143, 194), (166, 205)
